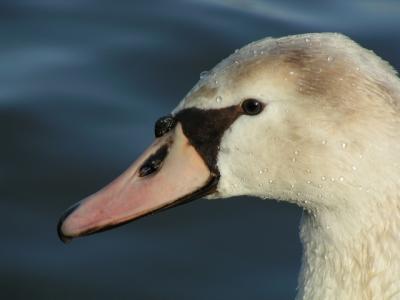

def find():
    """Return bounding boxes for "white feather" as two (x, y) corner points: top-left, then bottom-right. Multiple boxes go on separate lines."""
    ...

(175, 33), (400, 299)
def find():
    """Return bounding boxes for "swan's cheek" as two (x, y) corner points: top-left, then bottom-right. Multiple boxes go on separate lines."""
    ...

(214, 144), (259, 198)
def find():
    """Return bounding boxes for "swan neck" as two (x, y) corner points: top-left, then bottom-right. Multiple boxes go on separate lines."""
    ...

(296, 205), (400, 300)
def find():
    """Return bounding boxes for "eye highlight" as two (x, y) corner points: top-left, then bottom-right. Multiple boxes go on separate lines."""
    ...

(241, 99), (264, 115)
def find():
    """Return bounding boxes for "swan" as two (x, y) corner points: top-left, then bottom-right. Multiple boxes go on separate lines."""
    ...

(58, 33), (400, 299)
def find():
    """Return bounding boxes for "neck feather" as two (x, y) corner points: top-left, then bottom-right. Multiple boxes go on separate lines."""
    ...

(296, 197), (400, 300)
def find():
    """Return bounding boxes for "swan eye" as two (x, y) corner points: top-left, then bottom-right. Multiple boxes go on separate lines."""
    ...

(241, 99), (264, 115)
(155, 115), (177, 137)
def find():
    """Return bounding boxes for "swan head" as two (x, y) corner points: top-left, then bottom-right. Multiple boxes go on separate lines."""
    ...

(58, 33), (400, 241)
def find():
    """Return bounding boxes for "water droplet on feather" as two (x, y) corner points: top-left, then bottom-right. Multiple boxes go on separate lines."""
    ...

(200, 71), (209, 79)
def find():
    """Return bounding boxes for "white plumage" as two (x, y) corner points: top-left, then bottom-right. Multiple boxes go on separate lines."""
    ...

(174, 33), (400, 299)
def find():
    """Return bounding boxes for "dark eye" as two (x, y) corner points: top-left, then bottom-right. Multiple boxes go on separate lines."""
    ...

(241, 99), (264, 115)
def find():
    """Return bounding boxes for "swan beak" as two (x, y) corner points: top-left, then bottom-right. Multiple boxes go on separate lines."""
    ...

(57, 123), (217, 242)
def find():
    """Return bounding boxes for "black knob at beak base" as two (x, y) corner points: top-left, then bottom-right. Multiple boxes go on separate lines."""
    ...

(154, 115), (177, 138)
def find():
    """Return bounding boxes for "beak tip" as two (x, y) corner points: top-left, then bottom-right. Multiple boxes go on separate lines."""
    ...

(57, 202), (81, 244)
(57, 221), (72, 244)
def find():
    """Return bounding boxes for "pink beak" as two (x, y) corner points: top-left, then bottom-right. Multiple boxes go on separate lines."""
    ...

(58, 123), (217, 242)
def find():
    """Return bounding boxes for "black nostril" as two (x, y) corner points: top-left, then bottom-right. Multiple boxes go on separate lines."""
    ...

(155, 115), (177, 138)
(139, 145), (169, 177)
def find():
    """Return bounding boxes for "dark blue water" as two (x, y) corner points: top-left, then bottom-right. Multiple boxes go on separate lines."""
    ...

(1, 1), (400, 299)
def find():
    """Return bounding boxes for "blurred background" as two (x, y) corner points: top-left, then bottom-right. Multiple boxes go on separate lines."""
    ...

(1, 0), (400, 299)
